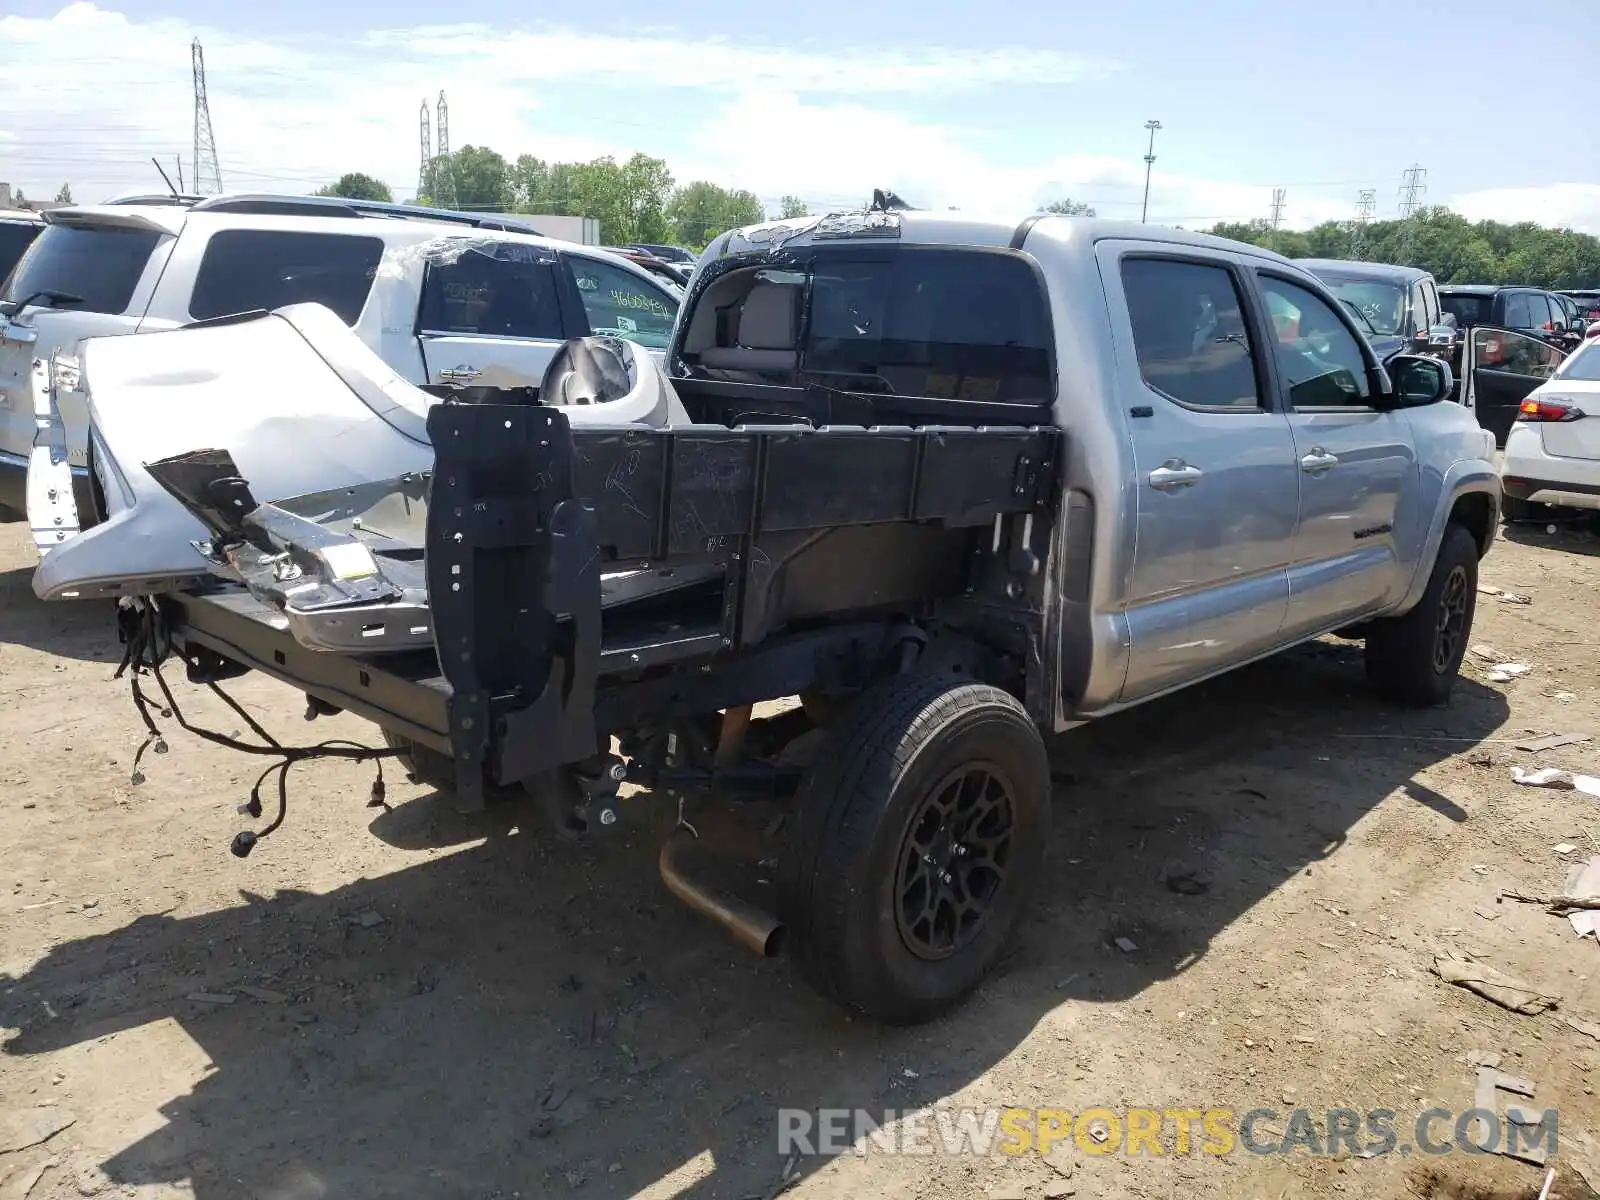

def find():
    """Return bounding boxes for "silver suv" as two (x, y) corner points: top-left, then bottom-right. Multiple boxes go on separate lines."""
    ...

(0, 193), (682, 520)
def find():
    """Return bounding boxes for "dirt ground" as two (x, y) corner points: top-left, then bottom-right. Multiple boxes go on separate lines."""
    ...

(5, 518), (1600, 1200)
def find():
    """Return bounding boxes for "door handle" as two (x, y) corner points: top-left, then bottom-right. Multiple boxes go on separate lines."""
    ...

(1148, 460), (1204, 491)
(1300, 449), (1339, 474)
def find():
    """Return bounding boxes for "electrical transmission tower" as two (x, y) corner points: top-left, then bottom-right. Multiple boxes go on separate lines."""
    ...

(1351, 188), (1376, 258)
(1396, 164), (1427, 264)
(433, 91), (458, 209)
(1269, 188), (1287, 230)
(191, 38), (222, 194)
(1397, 164), (1427, 218)
(417, 99), (432, 203)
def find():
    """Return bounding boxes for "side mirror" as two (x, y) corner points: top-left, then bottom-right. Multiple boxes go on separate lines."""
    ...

(1381, 353), (1454, 409)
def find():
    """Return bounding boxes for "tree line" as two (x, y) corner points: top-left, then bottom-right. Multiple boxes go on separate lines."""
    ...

(315, 152), (786, 249)
(311, 158), (1600, 285)
(1208, 207), (1600, 289)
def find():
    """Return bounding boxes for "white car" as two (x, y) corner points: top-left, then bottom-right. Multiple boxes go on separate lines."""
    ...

(0, 193), (682, 529)
(1500, 337), (1600, 519)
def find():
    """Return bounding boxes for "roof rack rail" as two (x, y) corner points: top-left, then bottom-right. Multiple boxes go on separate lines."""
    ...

(105, 193), (206, 207)
(186, 193), (544, 235)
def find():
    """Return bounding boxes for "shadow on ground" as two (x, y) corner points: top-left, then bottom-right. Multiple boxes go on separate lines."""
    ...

(2, 641), (1509, 1199)
(0, 566), (123, 663)
(1500, 512), (1600, 559)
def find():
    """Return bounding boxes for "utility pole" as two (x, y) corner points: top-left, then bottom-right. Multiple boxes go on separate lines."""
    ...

(1351, 188), (1376, 258)
(417, 99), (432, 203)
(1140, 120), (1162, 223)
(191, 38), (222, 194)
(1269, 188), (1287, 231)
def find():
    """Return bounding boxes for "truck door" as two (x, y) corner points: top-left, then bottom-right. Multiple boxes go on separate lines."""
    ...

(416, 243), (573, 398)
(1101, 247), (1299, 703)
(1462, 326), (1566, 445)
(1249, 271), (1416, 632)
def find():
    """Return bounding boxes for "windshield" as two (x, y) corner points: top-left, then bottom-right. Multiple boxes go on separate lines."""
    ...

(1316, 278), (1407, 335)
(0, 222), (162, 315)
(1559, 343), (1600, 382)
(1339, 299), (1377, 336)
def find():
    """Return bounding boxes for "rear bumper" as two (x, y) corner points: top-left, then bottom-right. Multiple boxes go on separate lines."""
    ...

(0, 450), (94, 525)
(1501, 438), (1600, 509)
(1501, 472), (1600, 510)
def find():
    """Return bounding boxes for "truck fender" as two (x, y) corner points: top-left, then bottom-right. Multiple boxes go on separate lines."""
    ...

(1396, 461), (1499, 614)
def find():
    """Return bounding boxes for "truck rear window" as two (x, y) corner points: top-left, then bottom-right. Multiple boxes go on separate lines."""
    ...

(0, 223), (161, 315)
(189, 229), (385, 325)
(803, 249), (1052, 403)
(1440, 294), (1491, 327)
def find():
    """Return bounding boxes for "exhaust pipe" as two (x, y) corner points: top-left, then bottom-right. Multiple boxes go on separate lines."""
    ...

(658, 829), (785, 958)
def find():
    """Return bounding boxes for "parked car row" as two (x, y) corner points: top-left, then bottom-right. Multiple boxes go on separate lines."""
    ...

(1439, 284), (1589, 352)
(0, 194), (693, 526)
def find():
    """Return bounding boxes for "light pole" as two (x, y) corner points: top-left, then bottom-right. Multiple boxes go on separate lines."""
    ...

(1141, 119), (1162, 223)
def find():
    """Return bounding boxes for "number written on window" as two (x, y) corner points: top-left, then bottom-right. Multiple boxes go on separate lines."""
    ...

(569, 257), (678, 349)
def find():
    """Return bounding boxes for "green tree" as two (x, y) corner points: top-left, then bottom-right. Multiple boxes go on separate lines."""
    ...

(1208, 206), (1600, 287)
(1040, 198), (1095, 216)
(53, 183), (73, 205)
(510, 154), (673, 243)
(422, 146), (512, 212)
(315, 173), (392, 203)
(777, 195), (810, 219)
(666, 182), (765, 248)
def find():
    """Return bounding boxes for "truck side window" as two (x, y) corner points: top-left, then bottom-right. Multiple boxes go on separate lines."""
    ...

(1504, 293), (1533, 329)
(1256, 276), (1372, 408)
(419, 248), (564, 339)
(189, 230), (384, 325)
(1121, 258), (1260, 410)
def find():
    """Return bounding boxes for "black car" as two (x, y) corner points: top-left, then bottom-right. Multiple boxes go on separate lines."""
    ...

(1438, 284), (1583, 351)
(1296, 259), (1449, 360)
(1563, 290), (1600, 325)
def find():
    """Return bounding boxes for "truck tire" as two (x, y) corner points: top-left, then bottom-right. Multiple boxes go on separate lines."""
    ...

(1364, 523), (1479, 707)
(778, 674), (1051, 1025)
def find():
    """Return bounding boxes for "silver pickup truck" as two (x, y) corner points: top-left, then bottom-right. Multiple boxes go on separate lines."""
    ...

(32, 208), (1500, 1025)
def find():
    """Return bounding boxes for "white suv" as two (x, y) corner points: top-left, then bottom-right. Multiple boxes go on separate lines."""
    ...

(0, 193), (683, 520)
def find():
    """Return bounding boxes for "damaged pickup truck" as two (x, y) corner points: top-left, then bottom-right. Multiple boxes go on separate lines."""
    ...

(31, 210), (1500, 1023)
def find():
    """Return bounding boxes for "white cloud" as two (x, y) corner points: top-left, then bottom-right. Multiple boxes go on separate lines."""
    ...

(0, 3), (1112, 203)
(1447, 184), (1600, 235)
(4, 3), (1587, 241)
(676, 90), (1361, 228)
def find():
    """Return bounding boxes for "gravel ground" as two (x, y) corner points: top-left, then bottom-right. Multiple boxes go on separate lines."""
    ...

(5, 517), (1600, 1200)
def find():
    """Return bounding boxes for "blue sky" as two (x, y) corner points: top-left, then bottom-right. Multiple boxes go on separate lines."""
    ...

(2, 0), (1597, 230)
